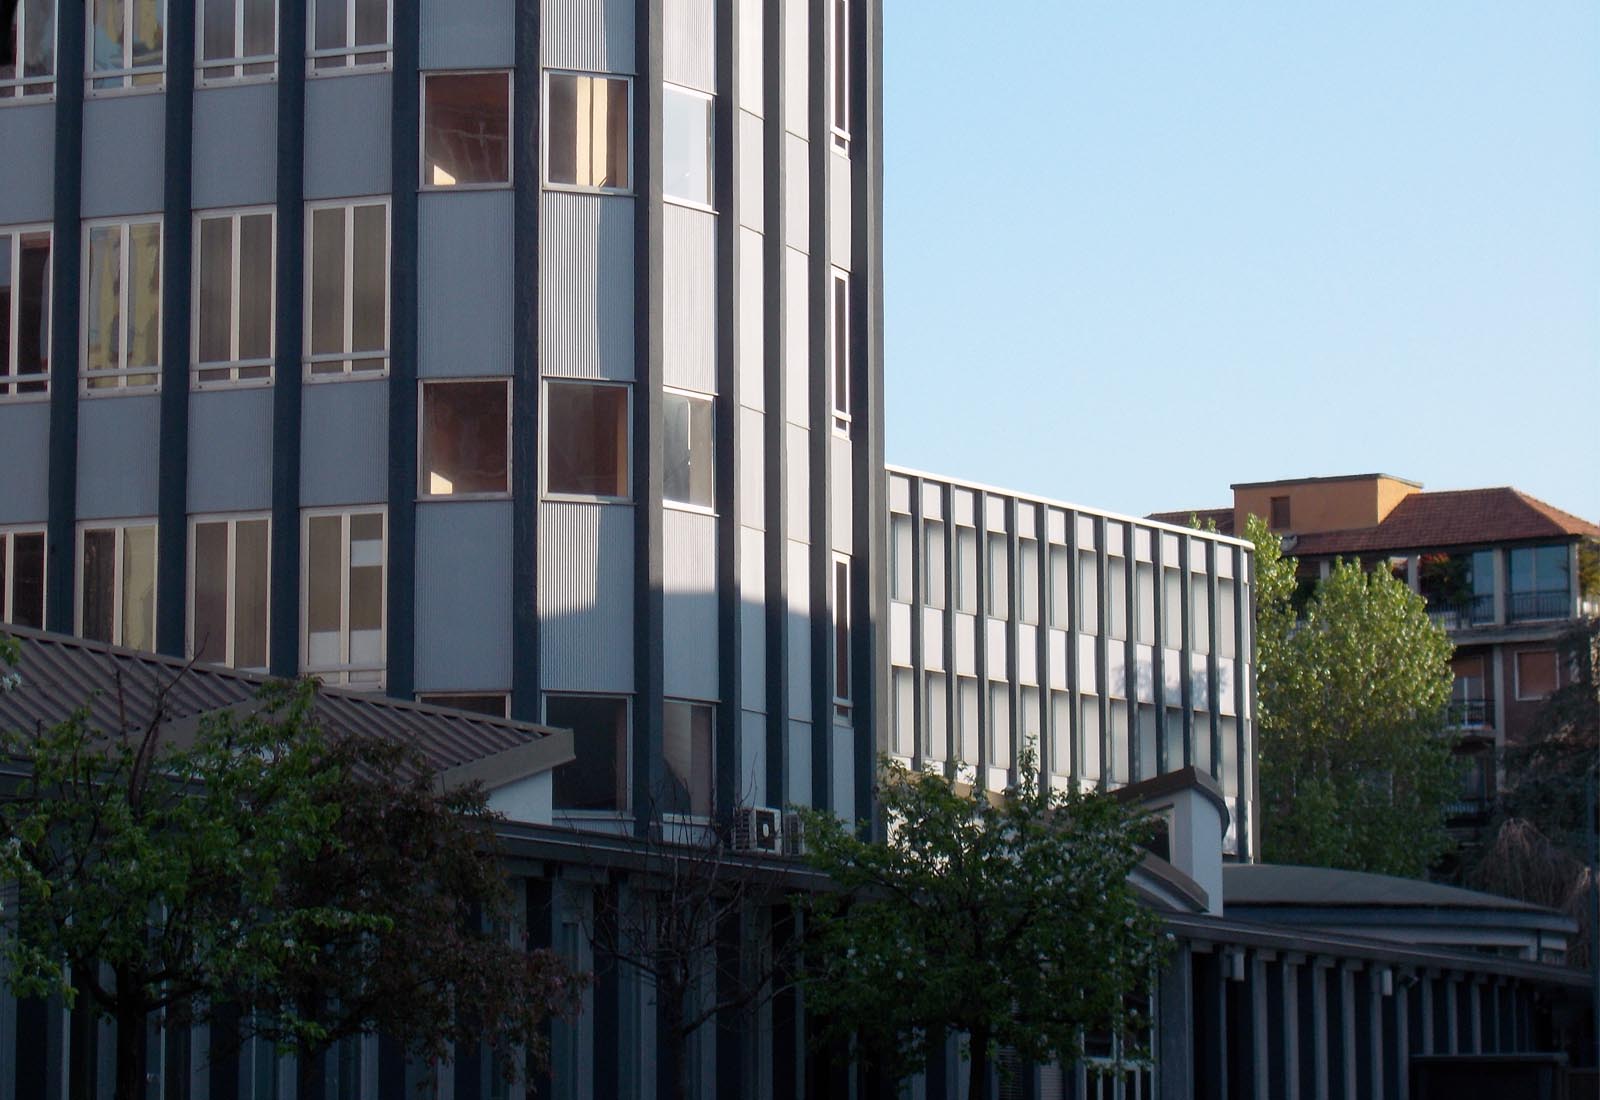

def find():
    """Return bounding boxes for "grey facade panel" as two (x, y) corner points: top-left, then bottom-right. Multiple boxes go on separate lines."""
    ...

(0, 402), (51, 520)
(738, 406), (764, 522)
(786, 539), (811, 720)
(541, 0), (635, 74)
(739, 526), (766, 697)
(783, 132), (808, 251)
(421, 0), (517, 69)
(739, 706), (766, 807)
(418, 191), (514, 377)
(76, 395), (160, 518)
(662, 203), (716, 393)
(830, 432), (852, 552)
(303, 74), (393, 201)
(737, 226), (763, 409)
(786, 716), (810, 806)
(738, 110), (763, 230)
(828, 149), (851, 270)
(80, 95), (164, 218)
(662, 0), (714, 92)
(782, 0), (806, 136)
(782, 246), (808, 426)
(538, 501), (635, 692)
(662, 506), (717, 700)
(191, 84), (278, 210)
(784, 421), (809, 541)
(541, 192), (635, 379)
(736, 0), (761, 115)
(414, 500), (514, 690)
(187, 388), (274, 513)
(831, 722), (854, 815)
(299, 380), (388, 506)
(0, 105), (55, 223)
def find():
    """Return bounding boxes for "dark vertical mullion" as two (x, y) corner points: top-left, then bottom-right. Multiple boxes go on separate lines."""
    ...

(510, 0), (542, 722)
(1094, 517), (1108, 791)
(1180, 534), (1194, 768)
(155, 0), (194, 658)
(1064, 510), (1080, 784)
(44, 0), (85, 636)
(941, 488), (956, 778)
(1123, 522), (1139, 781)
(806, 0), (832, 813)
(908, 481), (924, 767)
(1035, 505), (1051, 779)
(633, 0), (666, 835)
(268, 0), (307, 677)
(1004, 502), (1019, 784)
(1152, 529), (1167, 773)
(972, 492), (988, 778)
(1236, 541), (1253, 860)
(1206, 539), (1221, 781)
(761, 0), (788, 811)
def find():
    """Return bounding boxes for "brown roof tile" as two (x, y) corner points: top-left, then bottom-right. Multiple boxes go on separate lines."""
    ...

(1290, 488), (1600, 557)
(1146, 507), (1236, 536)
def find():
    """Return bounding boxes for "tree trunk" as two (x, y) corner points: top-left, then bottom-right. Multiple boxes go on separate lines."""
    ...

(113, 975), (148, 1100)
(967, 1027), (991, 1100)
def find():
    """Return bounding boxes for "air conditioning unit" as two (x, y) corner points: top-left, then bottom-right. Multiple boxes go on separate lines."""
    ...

(731, 807), (781, 854)
(781, 811), (806, 857)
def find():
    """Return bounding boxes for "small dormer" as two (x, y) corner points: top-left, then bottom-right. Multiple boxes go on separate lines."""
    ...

(1231, 473), (1421, 535)
(1117, 766), (1232, 916)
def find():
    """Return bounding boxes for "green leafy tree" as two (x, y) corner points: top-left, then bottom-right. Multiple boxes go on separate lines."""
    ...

(799, 749), (1166, 1100)
(1247, 514), (1459, 876)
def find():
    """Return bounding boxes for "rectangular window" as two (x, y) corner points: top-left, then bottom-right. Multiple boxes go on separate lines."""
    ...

(889, 513), (912, 603)
(2, 0), (56, 98)
(1049, 545), (1069, 629)
(834, 556), (851, 720)
(1018, 539), (1039, 626)
(189, 514), (269, 670)
(0, 227), (50, 397)
(955, 526), (978, 613)
(923, 519), (946, 611)
(309, 0), (390, 71)
(82, 217), (161, 391)
(1269, 495), (1290, 530)
(545, 71), (630, 192)
(547, 693), (629, 813)
(986, 532), (1008, 619)
(924, 671), (947, 762)
(422, 71), (511, 189)
(1107, 556), (1127, 641)
(77, 521), (156, 650)
(88, 0), (164, 91)
(891, 668), (913, 756)
(302, 508), (385, 689)
(1049, 690), (1071, 777)
(956, 675), (979, 766)
(662, 388), (713, 510)
(1190, 573), (1210, 655)
(830, 270), (849, 431)
(1515, 649), (1559, 701)
(1077, 551), (1098, 633)
(198, 0), (275, 82)
(1136, 561), (1155, 645)
(305, 198), (388, 378)
(193, 208), (273, 387)
(419, 379), (510, 498)
(0, 527), (45, 628)
(829, 0), (848, 148)
(1162, 567), (1181, 648)
(417, 692), (509, 717)
(988, 683), (1011, 770)
(1508, 544), (1571, 622)
(544, 380), (629, 500)
(662, 699), (713, 818)
(663, 83), (711, 207)
(1079, 697), (1101, 785)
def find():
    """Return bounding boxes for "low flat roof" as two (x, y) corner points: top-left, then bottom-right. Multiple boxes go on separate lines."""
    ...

(1230, 473), (1423, 490)
(1224, 863), (1546, 913)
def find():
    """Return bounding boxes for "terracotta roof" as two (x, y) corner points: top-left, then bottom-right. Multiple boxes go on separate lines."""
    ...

(1288, 488), (1600, 557)
(1145, 507), (1236, 536)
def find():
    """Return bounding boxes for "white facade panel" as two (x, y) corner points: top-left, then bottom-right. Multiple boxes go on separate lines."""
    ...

(538, 503), (635, 692)
(922, 608), (945, 671)
(1018, 624), (1037, 686)
(782, 0), (807, 136)
(1164, 647), (1183, 699)
(828, 152), (851, 271)
(1077, 637), (1098, 695)
(783, 247), (809, 426)
(830, 434), (853, 552)
(787, 719), (811, 807)
(738, 227), (765, 409)
(740, 528), (766, 700)
(954, 613), (977, 677)
(784, 133), (809, 251)
(1218, 658), (1237, 715)
(739, 111), (764, 229)
(739, 708), (767, 808)
(738, 407), (765, 524)
(920, 481), (943, 519)
(832, 725), (854, 815)
(889, 602), (911, 668)
(541, 192), (636, 379)
(1048, 629), (1068, 690)
(663, 204), (717, 394)
(1136, 645), (1156, 703)
(985, 618), (1006, 676)
(1107, 644), (1127, 699)
(542, 0), (636, 73)
(784, 423), (810, 541)
(738, 0), (763, 114)
(1192, 653), (1212, 710)
(663, 0), (715, 91)
(786, 540), (811, 720)
(663, 508), (718, 700)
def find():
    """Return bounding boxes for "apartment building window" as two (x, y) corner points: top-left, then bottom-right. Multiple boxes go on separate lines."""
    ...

(1189, 573), (1209, 655)
(1162, 567), (1181, 648)
(829, 0), (848, 150)
(417, 692), (509, 717)
(955, 525), (977, 613)
(1107, 556), (1127, 641)
(547, 693), (628, 813)
(1268, 495), (1290, 530)
(1514, 649), (1558, 701)
(1048, 545), (1069, 629)
(422, 71), (511, 188)
(829, 270), (850, 432)
(419, 379), (510, 497)
(88, 0), (164, 91)
(1077, 550), (1098, 633)
(1079, 697), (1101, 785)
(305, 198), (388, 378)
(544, 72), (630, 192)
(1449, 654), (1487, 728)
(1136, 561), (1155, 645)
(309, 0), (389, 71)
(1, 227), (50, 397)
(189, 514), (268, 670)
(1018, 539), (1039, 626)
(986, 532), (1008, 618)
(956, 676), (978, 766)
(194, 208), (273, 387)
(1049, 690), (1071, 778)
(198, 0), (275, 82)
(302, 508), (385, 689)
(924, 671), (947, 761)
(923, 519), (946, 610)
(889, 514), (912, 603)
(2, 0), (55, 98)
(662, 700), (712, 818)
(1508, 544), (1570, 622)
(0, 528), (45, 628)
(78, 521), (156, 650)
(988, 683), (1010, 770)
(82, 217), (161, 391)
(833, 556), (851, 721)
(662, 388), (713, 510)
(890, 669), (912, 756)
(663, 83), (711, 207)
(544, 380), (629, 501)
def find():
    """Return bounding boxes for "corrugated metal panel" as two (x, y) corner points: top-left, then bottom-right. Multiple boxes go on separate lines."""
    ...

(300, 380), (388, 507)
(191, 84), (277, 210)
(541, 192), (636, 379)
(662, 508), (718, 700)
(738, 227), (764, 409)
(663, 0), (714, 91)
(414, 501), (513, 691)
(830, 434), (852, 552)
(954, 613), (976, 677)
(739, 527), (765, 701)
(738, 708), (766, 807)
(80, 96), (164, 218)
(188, 388), (274, 513)
(738, 408), (765, 523)
(921, 608), (944, 671)
(829, 151), (851, 271)
(985, 618), (1007, 675)
(737, 0), (762, 114)
(783, 247), (808, 426)
(1218, 658), (1236, 715)
(738, 111), (763, 230)
(831, 724), (853, 814)
(543, 0), (635, 74)
(421, 0), (514, 68)
(303, 74), (392, 201)
(538, 502), (635, 692)
(782, 0), (806, 137)
(77, 396), (160, 519)
(783, 133), (808, 251)
(419, 191), (514, 378)
(0, 403), (50, 521)
(0, 104), (53, 222)
(786, 718), (811, 806)
(785, 539), (811, 720)
(784, 422), (809, 541)
(888, 603), (910, 667)
(662, 204), (716, 394)
(1018, 624), (1038, 686)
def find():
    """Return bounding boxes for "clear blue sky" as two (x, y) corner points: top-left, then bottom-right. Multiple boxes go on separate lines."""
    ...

(882, 2), (1600, 521)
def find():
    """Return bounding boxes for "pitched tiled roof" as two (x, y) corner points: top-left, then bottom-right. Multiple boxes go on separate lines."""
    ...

(1145, 507), (1236, 536)
(0, 627), (567, 782)
(1289, 488), (1600, 557)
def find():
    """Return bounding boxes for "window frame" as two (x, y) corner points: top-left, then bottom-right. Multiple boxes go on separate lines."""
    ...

(74, 518), (157, 648)
(419, 68), (514, 192)
(186, 511), (271, 671)
(195, 0), (278, 85)
(833, 553), (852, 723)
(0, 223), (52, 400)
(661, 81), (714, 213)
(299, 505), (387, 689)
(828, 0), (849, 152)
(661, 698), (715, 821)
(541, 69), (635, 196)
(415, 377), (512, 501)
(79, 215), (163, 395)
(1513, 648), (1559, 702)
(540, 378), (633, 505)
(544, 691), (632, 817)
(0, 525), (47, 627)
(191, 206), (276, 390)
(2, 0), (58, 101)
(302, 196), (391, 382)
(660, 385), (715, 515)
(86, 0), (168, 94)
(829, 267), (850, 435)
(305, 0), (393, 75)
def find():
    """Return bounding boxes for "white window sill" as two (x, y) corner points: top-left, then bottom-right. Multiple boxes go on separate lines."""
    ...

(543, 493), (632, 506)
(663, 500), (717, 518)
(543, 181), (635, 199)
(421, 180), (513, 194)
(664, 195), (717, 216)
(418, 491), (512, 504)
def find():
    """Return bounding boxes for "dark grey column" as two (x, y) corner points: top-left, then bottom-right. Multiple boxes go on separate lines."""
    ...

(1063, 511), (1081, 782)
(761, 0), (790, 809)
(1179, 535), (1195, 768)
(1093, 516), (1109, 790)
(1034, 505), (1052, 780)
(806, 0), (833, 812)
(1158, 943), (1195, 1100)
(1152, 530), (1168, 773)
(1123, 521), (1140, 780)
(1206, 540), (1221, 779)
(1004, 501), (1020, 784)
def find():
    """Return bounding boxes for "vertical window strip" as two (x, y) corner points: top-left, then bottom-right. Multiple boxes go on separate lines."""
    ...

(0, 227), (52, 396)
(81, 218), (162, 392)
(198, 0), (278, 82)
(88, 0), (167, 91)
(830, 269), (849, 430)
(194, 209), (275, 386)
(2, 0), (57, 97)
(301, 508), (385, 688)
(307, 0), (392, 72)
(833, 555), (851, 719)
(304, 198), (389, 379)
(0, 529), (47, 627)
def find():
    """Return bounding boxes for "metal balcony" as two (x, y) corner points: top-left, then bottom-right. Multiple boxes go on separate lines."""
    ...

(1424, 593), (1495, 630)
(1507, 589), (1572, 623)
(1445, 699), (1490, 730)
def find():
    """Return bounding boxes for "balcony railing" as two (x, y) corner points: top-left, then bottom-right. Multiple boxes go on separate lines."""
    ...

(1445, 797), (1491, 821)
(1446, 699), (1489, 730)
(1424, 593), (1495, 629)
(1508, 589), (1571, 623)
